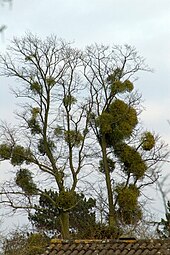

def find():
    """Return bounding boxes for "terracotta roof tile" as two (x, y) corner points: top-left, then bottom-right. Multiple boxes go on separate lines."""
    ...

(43, 239), (170, 255)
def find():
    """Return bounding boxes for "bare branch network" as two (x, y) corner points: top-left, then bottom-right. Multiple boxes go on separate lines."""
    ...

(0, 33), (168, 238)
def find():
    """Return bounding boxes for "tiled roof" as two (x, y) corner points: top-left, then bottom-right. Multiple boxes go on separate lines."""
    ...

(43, 239), (170, 255)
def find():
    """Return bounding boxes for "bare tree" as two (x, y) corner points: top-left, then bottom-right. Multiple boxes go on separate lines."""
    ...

(0, 34), (93, 238)
(0, 35), (168, 239)
(83, 43), (169, 233)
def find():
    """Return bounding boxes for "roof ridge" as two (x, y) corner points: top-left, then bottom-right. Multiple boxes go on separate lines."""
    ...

(43, 239), (170, 255)
(50, 238), (170, 244)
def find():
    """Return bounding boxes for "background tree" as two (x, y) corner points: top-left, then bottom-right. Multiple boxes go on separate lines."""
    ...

(83, 44), (168, 234)
(0, 34), (93, 239)
(156, 176), (170, 238)
(29, 191), (96, 239)
(1, 230), (49, 255)
(157, 201), (170, 238)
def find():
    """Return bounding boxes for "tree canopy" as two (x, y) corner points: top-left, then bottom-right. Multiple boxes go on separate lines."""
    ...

(29, 191), (96, 238)
(0, 34), (168, 239)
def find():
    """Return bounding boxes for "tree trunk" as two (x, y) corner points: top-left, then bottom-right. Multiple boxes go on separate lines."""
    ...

(60, 210), (70, 239)
(101, 136), (116, 229)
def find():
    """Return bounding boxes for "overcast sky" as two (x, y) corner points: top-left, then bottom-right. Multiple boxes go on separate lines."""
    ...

(0, 0), (170, 230)
(0, 0), (169, 135)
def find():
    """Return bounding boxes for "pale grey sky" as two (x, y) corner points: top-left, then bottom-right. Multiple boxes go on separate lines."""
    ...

(0, 0), (170, 230)
(0, 0), (170, 134)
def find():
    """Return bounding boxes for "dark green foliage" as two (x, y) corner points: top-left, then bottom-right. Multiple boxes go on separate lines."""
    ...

(99, 157), (115, 173)
(0, 143), (11, 159)
(30, 81), (41, 94)
(97, 112), (113, 135)
(23, 148), (34, 164)
(107, 69), (134, 95)
(29, 190), (60, 232)
(0, 143), (34, 165)
(115, 143), (147, 179)
(98, 99), (138, 145)
(28, 118), (41, 135)
(25, 55), (33, 61)
(108, 99), (138, 142)
(111, 80), (124, 94)
(29, 191), (96, 238)
(25, 233), (49, 255)
(15, 168), (37, 195)
(118, 205), (142, 225)
(91, 223), (121, 239)
(11, 145), (27, 166)
(141, 131), (155, 151)
(37, 138), (55, 155)
(31, 107), (40, 118)
(123, 80), (134, 92)
(157, 201), (170, 238)
(107, 68), (123, 82)
(64, 130), (83, 147)
(58, 190), (77, 210)
(63, 95), (77, 107)
(110, 80), (134, 95)
(54, 125), (63, 137)
(28, 107), (41, 135)
(46, 77), (56, 87)
(68, 194), (96, 238)
(116, 184), (142, 224)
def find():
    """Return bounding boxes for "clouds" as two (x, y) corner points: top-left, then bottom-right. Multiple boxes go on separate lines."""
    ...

(0, 0), (169, 131)
(0, 0), (169, 138)
(1, 0), (170, 47)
